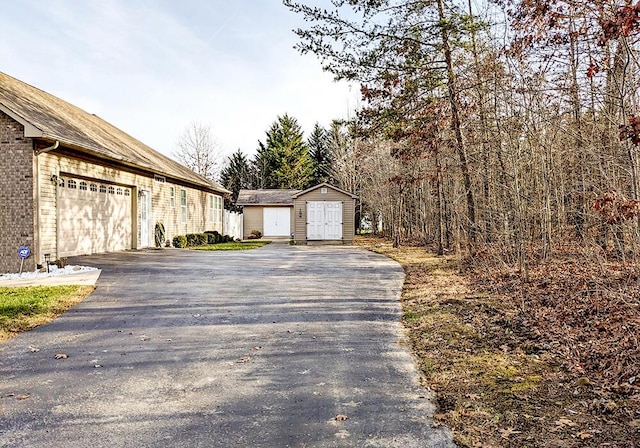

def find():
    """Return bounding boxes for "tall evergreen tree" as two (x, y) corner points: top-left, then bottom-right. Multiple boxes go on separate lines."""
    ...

(308, 122), (332, 184)
(254, 114), (313, 189)
(220, 149), (252, 204)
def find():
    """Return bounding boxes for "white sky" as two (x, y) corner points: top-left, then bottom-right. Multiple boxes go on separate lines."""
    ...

(0, 0), (359, 160)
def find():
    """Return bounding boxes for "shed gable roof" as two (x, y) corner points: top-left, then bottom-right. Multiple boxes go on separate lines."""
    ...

(291, 182), (358, 199)
(0, 71), (227, 193)
(237, 189), (301, 206)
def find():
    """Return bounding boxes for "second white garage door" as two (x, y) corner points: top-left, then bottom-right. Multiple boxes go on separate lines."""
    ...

(307, 201), (343, 240)
(57, 178), (132, 257)
(263, 207), (291, 237)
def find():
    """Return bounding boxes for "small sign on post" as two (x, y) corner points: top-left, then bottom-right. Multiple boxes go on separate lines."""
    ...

(18, 246), (31, 274)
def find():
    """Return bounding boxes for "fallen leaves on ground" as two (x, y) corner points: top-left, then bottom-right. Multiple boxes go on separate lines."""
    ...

(54, 353), (68, 359)
(356, 237), (640, 448)
(335, 414), (348, 421)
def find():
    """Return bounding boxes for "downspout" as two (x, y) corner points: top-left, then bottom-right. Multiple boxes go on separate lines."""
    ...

(34, 140), (60, 268)
(35, 140), (59, 155)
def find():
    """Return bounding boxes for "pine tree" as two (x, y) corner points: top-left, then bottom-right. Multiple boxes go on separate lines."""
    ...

(254, 114), (313, 189)
(220, 149), (252, 204)
(308, 122), (332, 184)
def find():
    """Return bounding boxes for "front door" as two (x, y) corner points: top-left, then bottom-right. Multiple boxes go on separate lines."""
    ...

(138, 190), (151, 247)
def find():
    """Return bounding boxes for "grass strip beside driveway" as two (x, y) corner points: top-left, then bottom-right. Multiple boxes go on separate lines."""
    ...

(0, 285), (94, 341)
(193, 241), (271, 251)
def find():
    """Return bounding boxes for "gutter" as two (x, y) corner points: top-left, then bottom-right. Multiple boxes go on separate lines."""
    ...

(35, 140), (59, 156)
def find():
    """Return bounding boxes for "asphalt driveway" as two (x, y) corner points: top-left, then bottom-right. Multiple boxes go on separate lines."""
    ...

(0, 244), (454, 447)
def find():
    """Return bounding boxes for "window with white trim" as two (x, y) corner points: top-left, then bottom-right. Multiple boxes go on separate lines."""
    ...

(170, 187), (175, 208)
(180, 189), (187, 224)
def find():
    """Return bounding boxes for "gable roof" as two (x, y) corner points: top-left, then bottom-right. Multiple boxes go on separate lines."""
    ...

(0, 71), (228, 194)
(236, 189), (301, 206)
(291, 182), (358, 199)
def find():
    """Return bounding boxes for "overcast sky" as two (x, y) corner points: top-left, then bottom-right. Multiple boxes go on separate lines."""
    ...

(0, 0), (358, 160)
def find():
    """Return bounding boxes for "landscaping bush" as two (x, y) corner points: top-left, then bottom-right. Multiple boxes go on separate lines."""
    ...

(154, 222), (166, 248)
(248, 230), (262, 240)
(185, 233), (199, 247)
(205, 233), (216, 244)
(222, 234), (232, 243)
(172, 235), (187, 248)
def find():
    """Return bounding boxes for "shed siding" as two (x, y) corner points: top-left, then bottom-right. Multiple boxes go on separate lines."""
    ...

(242, 206), (264, 239)
(0, 112), (36, 273)
(36, 151), (223, 261)
(293, 187), (356, 244)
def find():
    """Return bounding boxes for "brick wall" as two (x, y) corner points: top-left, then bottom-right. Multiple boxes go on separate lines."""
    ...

(0, 111), (36, 273)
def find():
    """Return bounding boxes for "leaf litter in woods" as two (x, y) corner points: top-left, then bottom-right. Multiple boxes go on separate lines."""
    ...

(356, 237), (640, 448)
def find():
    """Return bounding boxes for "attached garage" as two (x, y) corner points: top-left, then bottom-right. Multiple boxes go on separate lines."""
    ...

(293, 183), (358, 244)
(57, 177), (133, 257)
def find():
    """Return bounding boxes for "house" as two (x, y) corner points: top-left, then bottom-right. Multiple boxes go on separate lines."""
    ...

(0, 71), (229, 273)
(237, 183), (358, 244)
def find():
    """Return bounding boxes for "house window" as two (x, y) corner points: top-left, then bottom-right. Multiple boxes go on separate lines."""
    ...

(90, 183), (97, 192)
(170, 187), (175, 208)
(180, 189), (187, 224)
(214, 195), (222, 225)
(79, 181), (87, 191)
(154, 174), (166, 183)
(68, 180), (77, 189)
(99, 185), (107, 193)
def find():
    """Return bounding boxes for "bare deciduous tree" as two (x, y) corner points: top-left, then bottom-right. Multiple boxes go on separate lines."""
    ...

(174, 122), (224, 181)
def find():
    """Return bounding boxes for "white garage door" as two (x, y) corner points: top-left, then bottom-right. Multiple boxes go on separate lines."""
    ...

(307, 201), (343, 240)
(57, 178), (132, 257)
(263, 207), (291, 237)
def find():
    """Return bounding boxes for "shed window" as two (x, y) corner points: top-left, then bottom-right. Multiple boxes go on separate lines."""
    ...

(79, 181), (87, 191)
(90, 183), (97, 192)
(99, 185), (107, 193)
(180, 189), (187, 224)
(68, 180), (77, 189)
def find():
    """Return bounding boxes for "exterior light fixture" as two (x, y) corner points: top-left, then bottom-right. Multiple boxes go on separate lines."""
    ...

(44, 253), (51, 273)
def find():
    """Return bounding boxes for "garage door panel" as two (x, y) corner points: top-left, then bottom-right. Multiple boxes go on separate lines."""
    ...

(263, 207), (291, 237)
(58, 178), (132, 257)
(306, 201), (343, 240)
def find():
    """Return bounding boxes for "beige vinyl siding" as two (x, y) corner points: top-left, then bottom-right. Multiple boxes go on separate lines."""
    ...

(37, 151), (224, 259)
(242, 206), (264, 239)
(293, 187), (356, 244)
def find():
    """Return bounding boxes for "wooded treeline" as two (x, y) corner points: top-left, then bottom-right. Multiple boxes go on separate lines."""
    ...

(280, 0), (640, 269)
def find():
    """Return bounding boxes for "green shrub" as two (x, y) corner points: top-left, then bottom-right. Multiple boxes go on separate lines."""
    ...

(196, 234), (206, 246)
(154, 222), (166, 248)
(186, 233), (197, 247)
(222, 234), (232, 243)
(215, 233), (223, 244)
(172, 235), (187, 248)
(206, 233), (216, 244)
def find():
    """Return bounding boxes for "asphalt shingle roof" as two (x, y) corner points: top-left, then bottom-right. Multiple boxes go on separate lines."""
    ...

(236, 189), (301, 206)
(0, 71), (227, 193)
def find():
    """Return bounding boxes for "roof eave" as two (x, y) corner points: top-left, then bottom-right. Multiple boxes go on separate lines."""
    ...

(0, 103), (43, 137)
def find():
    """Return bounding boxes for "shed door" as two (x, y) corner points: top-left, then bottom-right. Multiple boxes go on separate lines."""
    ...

(57, 178), (132, 257)
(306, 201), (343, 240)
(263, 207), (291, 237)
